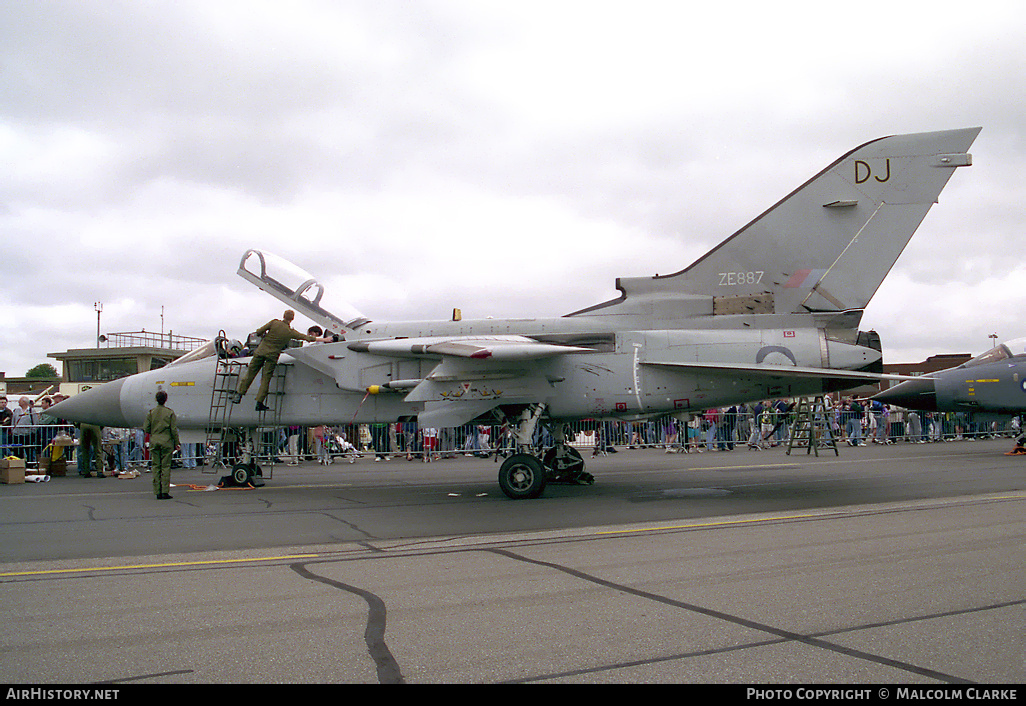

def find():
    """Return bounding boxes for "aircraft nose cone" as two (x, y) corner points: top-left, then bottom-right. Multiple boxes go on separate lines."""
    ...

(49, 378), (130, 428)
(874, 377), (938, 412)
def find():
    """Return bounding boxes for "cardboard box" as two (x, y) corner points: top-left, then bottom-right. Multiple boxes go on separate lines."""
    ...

(38, 457), (67, 477)
(1, 458), (26, 484)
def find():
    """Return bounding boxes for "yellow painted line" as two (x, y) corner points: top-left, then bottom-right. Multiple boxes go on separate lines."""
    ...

(593, 493), (1026, 537)
(596, 512), (818, 535)
(698, 463), (798, 472)
(0, 553), (321, 578)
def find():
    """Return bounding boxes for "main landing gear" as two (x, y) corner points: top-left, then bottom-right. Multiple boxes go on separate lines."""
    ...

(497, 408), (594, 500)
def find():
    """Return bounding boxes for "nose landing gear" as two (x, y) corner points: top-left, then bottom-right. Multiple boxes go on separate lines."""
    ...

(228, 461), (265, 487)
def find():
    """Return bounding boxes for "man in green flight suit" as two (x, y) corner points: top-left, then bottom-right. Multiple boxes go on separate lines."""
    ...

(78, 423), (105, 478)
(144, 390), (180, 500)
(231, 310), (329, 411)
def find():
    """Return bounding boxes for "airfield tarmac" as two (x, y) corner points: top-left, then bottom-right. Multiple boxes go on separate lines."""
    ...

(1, 438), (1023, 684)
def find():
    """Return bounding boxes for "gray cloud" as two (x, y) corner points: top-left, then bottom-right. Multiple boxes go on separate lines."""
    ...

(2, 0), (1025, 378)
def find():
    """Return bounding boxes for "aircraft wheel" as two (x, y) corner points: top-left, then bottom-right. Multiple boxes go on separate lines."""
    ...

(498, 454), (546, 500)
(230, 463), (252, 486)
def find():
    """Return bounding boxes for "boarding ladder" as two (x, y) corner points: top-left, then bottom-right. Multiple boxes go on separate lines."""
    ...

(786, 396), (839, 457)
(203, 332), (289, 485)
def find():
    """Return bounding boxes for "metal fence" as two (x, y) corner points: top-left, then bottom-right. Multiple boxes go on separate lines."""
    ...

(217, 410), (1024, 465)
(364, 410), (1020, 460)
(100, 330), (208, 351)
(1, 423), (146, 475)
(2, 424), (78, 472)
(3, 408), (1020, 473)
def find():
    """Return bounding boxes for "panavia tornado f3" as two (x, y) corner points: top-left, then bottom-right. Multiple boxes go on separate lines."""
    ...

(53, 127), (980, 498)
(876, 337), (1026, 416)
(874, 336), (1026, 452)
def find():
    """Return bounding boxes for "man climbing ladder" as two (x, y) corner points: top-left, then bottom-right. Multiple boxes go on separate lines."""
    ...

(231, 309), (330, 411)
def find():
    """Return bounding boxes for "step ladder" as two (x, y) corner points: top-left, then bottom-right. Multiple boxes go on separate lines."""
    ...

(203, 333), (288, 484)
(250, 360), (288, 478)
(204, 333), (243, 473)
(786, 396), (839, 456)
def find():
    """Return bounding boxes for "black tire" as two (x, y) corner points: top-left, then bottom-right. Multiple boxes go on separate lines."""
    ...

(498, 454), (546, 500)
(231, 463), (252, 486)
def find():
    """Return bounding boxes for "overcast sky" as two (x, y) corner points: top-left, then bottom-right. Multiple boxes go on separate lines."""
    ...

(2, 0), (1024, 380)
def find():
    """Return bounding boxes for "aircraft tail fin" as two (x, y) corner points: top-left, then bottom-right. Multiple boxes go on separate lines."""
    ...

(571, 127), (979, 319)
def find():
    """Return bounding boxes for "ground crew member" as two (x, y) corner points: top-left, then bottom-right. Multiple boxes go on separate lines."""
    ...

(144, 390), (180, 500)
(231, 310), (329, 411)
(78, 423), (105, 477)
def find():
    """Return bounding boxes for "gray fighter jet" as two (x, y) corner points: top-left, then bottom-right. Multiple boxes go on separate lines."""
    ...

(52, 127), (980, 497)
(874, 337), (1026, 447)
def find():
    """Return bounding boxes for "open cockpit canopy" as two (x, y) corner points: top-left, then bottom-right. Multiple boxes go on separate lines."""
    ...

(237, 249), (370, 335)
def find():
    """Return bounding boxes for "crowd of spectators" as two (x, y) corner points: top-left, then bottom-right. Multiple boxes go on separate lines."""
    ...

(0, 393), (1018, 475)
